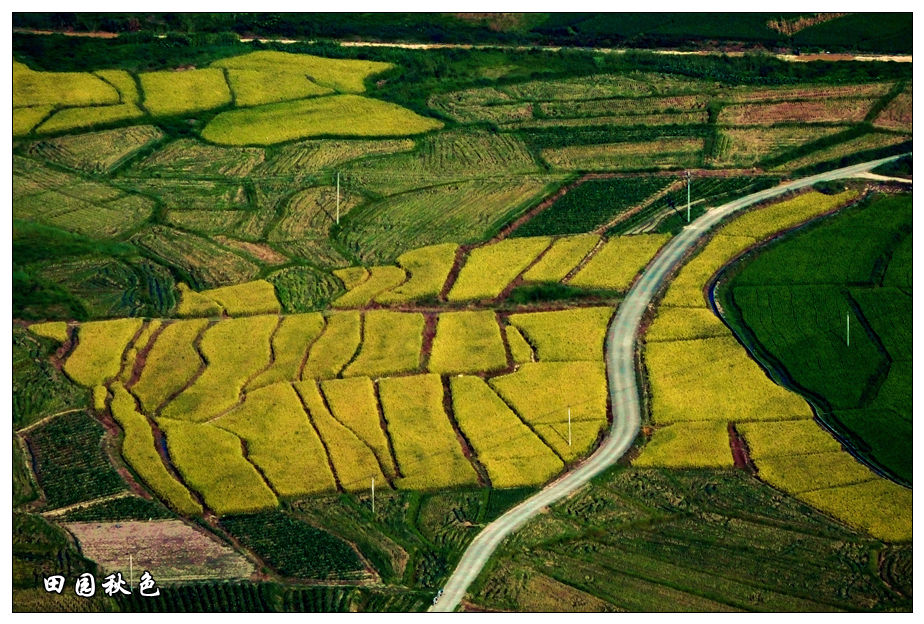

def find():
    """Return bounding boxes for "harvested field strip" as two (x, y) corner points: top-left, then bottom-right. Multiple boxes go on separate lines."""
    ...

(773, 133), (911, 171)
(450, 376), (563, 488)
(633, 421), (733, 469)
(160, 315), (278, 422)
(521, 235), (599, 283)
(248, 313), (325, 389)
(711, 126), (847, 168)
(538, 95), (708, 118)
(64, 319), (143, 387)
(320, 377), (397, 480)
(27, 125), (164, 173)
(342, 311), (424, 378)
(490, 361), (608, 462)
(645, 336), (811, 425)
(213, 382), (336, 497)
(723, 82), (891, 103)
(133, 319), (209, 413)
(661, 190), (858, 307)
(753, 451), (875, 494)
(718, 98), (875, 125)
(507, 111), (709, 129)
(293, 380), (387, 491)
(569, 234), (669, 292)
(375, 243), (458, 304)
(800, 479), (911, 542)
(377, 374), (479, 490)
(736, 420), (843, 459)
(301, 312), (361, 379)
(159, 418), (277, 515)
(200, 280), (281, 316)
(109, 385), (202, 515)
(448, 237), (551, 302)
(428, 310), (508, 375)
(65, 519), (256, 581)
(873, 84), (912, 131)
(542, 139), (703, 171)
(333, 266), (407, 308)
(509, 307), (612, 361)
(139, 68), (232, 117)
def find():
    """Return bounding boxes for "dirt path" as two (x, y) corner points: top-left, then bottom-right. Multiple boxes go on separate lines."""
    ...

(42, 491), (136, 518)
(17, 408), (85, 434)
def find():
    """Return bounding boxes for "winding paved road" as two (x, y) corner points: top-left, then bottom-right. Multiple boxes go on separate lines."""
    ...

(430, 154), (908, 612)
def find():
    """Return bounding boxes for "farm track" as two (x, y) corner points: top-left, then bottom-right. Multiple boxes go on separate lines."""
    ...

(430, 154), (907, 612)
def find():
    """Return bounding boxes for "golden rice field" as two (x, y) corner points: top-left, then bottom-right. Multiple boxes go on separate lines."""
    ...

(139, 68), (232, 117)
(521, 235), (599, 283)
(450, 376), (563, 487)
(633, 421), (734, 469)
(800, 479), (912, 542)
(333, 266), (407, 308)
(736, 420), (844, 459)
(199, 280), (282, 316)
(13, 106), (53, 136)
(63, 318), (143, 387)
(448, 237), (551, 301)
(214, 382), (335, 497)
(35, 104), (145, 135)
(378, 374), (480, 490)
(225, 68), (334, 107)
(508, 307), (612, 361)
(201, 95), (443, 146)
(211, 51), (392, 94)
(27, 321), (69, 343)
(504, 325), (535, 364)
(568, 234), (669, 291)
(342, 310), (424, 378)
(248, 313), (325, 389)
(428, 310), (508, 375)
(645, 307), (729, 342)
(375, 243), (459, 304)
(132, 319), (209, 413)
(13, 61), (120, 108)
(301, 312), (361, 379)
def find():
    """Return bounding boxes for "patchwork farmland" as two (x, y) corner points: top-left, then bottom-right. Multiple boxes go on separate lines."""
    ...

(13, 23), (912, 614)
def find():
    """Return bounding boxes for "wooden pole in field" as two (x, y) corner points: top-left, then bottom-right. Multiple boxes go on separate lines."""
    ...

(686, 171), (692, 223)
(336, 172), (340, 225)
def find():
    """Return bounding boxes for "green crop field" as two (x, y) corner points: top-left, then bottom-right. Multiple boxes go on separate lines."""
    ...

(12, 21), (913, 613)
(720, 193), (912, 484)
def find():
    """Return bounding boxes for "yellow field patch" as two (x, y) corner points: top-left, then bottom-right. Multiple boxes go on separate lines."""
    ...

(14, 61), (120, 108)
(110, 385), (202, 515)
(13, 106), (53, 136)
(736, 419), (843, 459)
(36, 104), (145, 134)
(133, 319), (209, 413)
(505, 325), (535, 364)
(378, 374), (478, 490)
(509, 307), (612, 361)
(569, 234), (669, 292)
(333, 266), (407, 308)
(294, 380), (387, 491)
(159, 418), (277, 515)
(451, 376), (563, 487)
(212, 51), (393, 94)
(199, 280), (281, 316)
(428, 311), (508, 375)
(800, 479), (912, 543)
(490, 361), (608, 462)
(140, 68), (232, 117)
(542, 138), (703, 171)
(448, 237), (551, 302)
(28, 321), (69, 343)
(634, 421), (733, 469)
(225, 68), (334, 106)
(343, 311), (424, 378)
(248, 313), (325, 389)
(320, 376), (397, 480)
(301, 312), (361, 379)
(64, 318), (143, 387)
(754, 451), (875, 494)
(214, 382), (335, 497)
(160, 315), (277, 422)
(522, 235), (599, 283)
(201, 95), (443, 146)
(645, 307), (729, 342)
(375, 243), (458, 304)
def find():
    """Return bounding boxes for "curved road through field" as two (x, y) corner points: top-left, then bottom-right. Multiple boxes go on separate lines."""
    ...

(430, 154), (908, 612)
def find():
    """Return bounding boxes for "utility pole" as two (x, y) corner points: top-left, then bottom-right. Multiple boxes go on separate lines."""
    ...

(371, 476), (375, 516)
(336, 172), (340, 225)
(568, 407), (572, 447)
(685, 171), (692, 223)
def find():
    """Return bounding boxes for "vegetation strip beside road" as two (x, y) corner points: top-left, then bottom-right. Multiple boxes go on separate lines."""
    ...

(430, 154), (907, 612)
